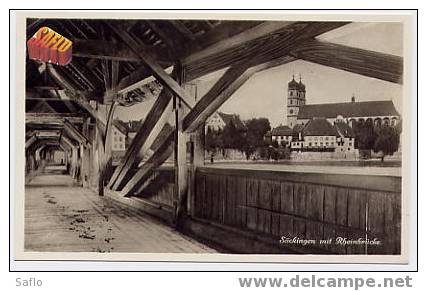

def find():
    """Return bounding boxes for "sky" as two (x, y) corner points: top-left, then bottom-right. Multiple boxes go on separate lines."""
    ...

(116, 22), (403, 128)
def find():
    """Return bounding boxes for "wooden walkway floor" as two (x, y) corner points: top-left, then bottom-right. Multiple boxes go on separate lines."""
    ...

(25, 165), (216, 253)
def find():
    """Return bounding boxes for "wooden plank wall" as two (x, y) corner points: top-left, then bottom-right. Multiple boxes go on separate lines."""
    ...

(194, 167), (401, 254)
(132, 166), (175, 208)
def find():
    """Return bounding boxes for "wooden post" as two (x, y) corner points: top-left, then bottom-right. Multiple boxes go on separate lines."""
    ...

(188, 126), (205, 217)
(81, 117), (91, 187)
(173, 65), (192, 225)
(97, 102), (116, 196)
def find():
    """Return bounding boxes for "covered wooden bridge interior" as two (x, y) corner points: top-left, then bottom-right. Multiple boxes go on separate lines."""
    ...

(25, 18), (403, 254)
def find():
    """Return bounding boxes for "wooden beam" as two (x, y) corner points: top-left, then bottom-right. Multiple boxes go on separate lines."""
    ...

(108, 88), (174, 190)
(120, 127), (175, 197)
(172, 64), (190, 224)
(107, 23), (195, 109)
(44, 66), (106, 132)
(26, 113), (85, 124)
(184, 22), (349, 81)
(145, 20), (179, 51)
(60, 135), (77, 149)
(183, 55), (295, 133)
(101, 60), (111, 91)
(185, 21), (262, 53)
(111, 60), (120, 91)
(46, 64), (98, 101)
(26, 135), (37, 150)
(72, 38), (171, 63)
(117, 66), (174, 94)
(116, 22), (346, 96)
(289, 39), (403, 84)
(182, 21), (294, 65)
(169, 20), (196, 41)
(68, 61), (103, 90)
(63, 120), (91, 146)
(118, 56), (294, 197)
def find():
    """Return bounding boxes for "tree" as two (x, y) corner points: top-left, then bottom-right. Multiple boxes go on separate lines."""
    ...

(373, 125), (400, 162)
(205, 127), (222, 153)
(354, 120), (377, 150)
(243, 118), (271, 159)
(222, 122), (246, 150)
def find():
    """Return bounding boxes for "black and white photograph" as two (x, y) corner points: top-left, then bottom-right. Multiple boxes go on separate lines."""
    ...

(12, 11), (416, 264)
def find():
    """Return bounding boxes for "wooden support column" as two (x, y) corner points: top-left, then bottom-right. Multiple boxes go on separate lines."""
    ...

(91, 122), (100, 189)
(97, 102), (117, 196)
(81, 117), (91, 187)
(188, 126), (205, 217)
(173, 65), (192, 224)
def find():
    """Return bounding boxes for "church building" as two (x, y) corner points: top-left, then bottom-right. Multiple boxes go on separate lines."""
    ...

(269, 74), (401, 153)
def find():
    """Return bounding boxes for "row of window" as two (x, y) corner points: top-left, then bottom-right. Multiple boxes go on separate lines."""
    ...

(289, 91), (305, 98)
(289, 99), (305, 105)
(113, 143), (125, 150)
(291, 142), (355, 148)
(306, 136), (336, 141)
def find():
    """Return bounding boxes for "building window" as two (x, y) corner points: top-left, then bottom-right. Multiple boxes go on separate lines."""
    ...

(325, 137), (329, 140)
(349, 142), (352, 146)
(326, 142), (329, 145)
(309, 142), (312, 146)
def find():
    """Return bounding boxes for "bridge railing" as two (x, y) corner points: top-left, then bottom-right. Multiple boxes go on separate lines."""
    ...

(192, 167), (401, 254)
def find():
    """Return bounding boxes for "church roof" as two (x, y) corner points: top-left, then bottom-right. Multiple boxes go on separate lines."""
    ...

(271, 125), (293, 136)
(292, 124), (305, 134)
(288, 76), (306, 91)
(334, 122), (355, 138)
(298, 100), (399, 119)
(218, 112), (246, 131)
(288, 77), (299, 90)
(302, 118), (338, 136)
(113, 119), (128, 135)
(298, 81), (306, 92)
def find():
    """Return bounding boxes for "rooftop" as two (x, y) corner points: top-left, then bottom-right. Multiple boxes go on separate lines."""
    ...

(302, 118), (338, 136)
(218, 112), (246, 131)
(298, 100), (399, 119)
(271, 125), (293, 136)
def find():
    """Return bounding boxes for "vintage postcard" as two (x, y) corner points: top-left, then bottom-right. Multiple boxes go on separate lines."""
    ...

(11, 10), (417, 266)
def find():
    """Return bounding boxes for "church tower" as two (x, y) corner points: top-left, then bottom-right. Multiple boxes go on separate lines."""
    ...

(287, 74), (306, 128)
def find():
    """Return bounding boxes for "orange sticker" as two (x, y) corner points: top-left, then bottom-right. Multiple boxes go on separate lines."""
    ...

(27, 27), (72, 66)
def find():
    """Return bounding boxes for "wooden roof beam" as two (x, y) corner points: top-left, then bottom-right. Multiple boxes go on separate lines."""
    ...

(182, 21), (294, 65)
(184, 22), (349, 81)
(46, 64), (99, 101)
(26, 135), (37, 150)
(117, 66), (173, 94)
(63, 120), (92, 146)
(183, 55), (295, 133)
(107, 23), (195, 109)
(186, 20), (261, 52)
(72, 38), (171, 64)
(289, 39), (403, 84)
(169, 20), (196, 41)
